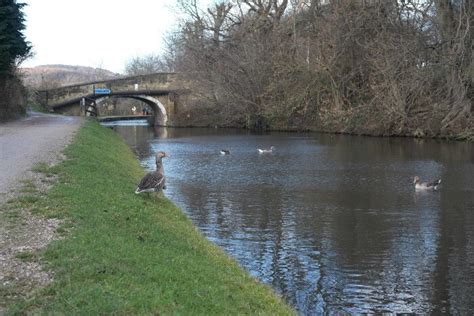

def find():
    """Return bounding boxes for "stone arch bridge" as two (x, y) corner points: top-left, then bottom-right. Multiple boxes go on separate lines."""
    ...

(36, 73), (187, 126)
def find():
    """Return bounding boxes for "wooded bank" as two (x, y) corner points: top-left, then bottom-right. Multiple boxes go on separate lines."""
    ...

(168, 0), (473, 140)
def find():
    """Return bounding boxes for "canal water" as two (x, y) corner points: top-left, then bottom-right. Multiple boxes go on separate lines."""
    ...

(106, 121), (474, 314)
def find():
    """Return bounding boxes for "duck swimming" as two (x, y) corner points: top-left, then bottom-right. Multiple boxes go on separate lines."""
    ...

(135, 151), (169, 194)
(413, 176), (441, 190)
(220, 149), (231, 155)
(258, 146), (274, 154)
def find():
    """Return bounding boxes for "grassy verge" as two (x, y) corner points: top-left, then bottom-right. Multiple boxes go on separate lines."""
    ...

(8, 121), (294, 315)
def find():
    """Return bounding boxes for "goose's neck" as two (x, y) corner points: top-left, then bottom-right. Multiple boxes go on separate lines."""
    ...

(156, 159), (164, 173)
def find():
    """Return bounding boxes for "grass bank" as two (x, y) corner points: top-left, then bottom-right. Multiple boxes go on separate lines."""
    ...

(8, 121), (294, 315)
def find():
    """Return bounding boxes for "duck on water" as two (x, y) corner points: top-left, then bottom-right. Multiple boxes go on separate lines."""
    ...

(258, 146), (275, 154)
(414, 176), (441, 191)
(135, 151), (169, 194)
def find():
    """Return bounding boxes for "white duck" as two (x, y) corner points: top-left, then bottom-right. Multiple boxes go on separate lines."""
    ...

(414, 176), (441, 190)
(258, 146), (275, 154)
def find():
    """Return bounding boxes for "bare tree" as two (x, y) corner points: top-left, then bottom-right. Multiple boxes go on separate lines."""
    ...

(125, 54), (173, 76)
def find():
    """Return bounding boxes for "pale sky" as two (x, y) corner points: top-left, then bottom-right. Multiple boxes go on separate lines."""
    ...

(22, 0), (182, 73)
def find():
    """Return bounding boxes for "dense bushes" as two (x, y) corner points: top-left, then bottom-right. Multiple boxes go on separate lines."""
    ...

(169, 0), (473, 139)
(0, 74), (27, 121)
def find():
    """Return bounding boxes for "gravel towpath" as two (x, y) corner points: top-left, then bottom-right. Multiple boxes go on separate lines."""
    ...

(0, 112), (83, 311)
(0, 112), (82, 203)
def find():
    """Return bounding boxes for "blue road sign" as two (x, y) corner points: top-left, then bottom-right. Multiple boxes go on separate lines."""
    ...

(94, 88), (111, 95)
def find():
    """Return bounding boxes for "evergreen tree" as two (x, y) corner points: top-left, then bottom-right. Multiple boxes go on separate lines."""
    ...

(0, 0), (31, 75)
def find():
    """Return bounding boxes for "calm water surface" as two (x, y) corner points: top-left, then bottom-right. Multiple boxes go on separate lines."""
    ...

(109, 122), (474, 314)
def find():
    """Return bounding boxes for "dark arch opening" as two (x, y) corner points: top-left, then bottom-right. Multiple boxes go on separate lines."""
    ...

(95, 95), (167, 126)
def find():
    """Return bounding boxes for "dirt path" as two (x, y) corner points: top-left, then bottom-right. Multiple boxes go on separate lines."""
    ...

(0, 112), (82, 311)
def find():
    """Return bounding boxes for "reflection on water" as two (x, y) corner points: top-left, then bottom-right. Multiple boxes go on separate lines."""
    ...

(108, 121), (474, 314)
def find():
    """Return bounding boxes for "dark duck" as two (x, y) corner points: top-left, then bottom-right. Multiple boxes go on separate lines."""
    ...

(135, 151), (169, 194)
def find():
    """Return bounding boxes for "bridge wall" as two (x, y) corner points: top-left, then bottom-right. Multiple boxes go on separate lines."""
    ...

(37, 73), (185, 126)
(37, 73), (179, 108)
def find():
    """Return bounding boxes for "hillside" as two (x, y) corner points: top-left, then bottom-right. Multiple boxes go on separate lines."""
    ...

(20, 64), (121, 89)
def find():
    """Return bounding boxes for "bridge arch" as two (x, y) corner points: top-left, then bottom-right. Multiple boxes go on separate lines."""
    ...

(95, 95), (168, 126)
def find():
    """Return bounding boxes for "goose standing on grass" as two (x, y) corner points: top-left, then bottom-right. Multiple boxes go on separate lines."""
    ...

(258, 146), (275, 154)
(220, 149), (231, 155)
(414, 176), (441, 191)
(135, 151), (169, 194)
